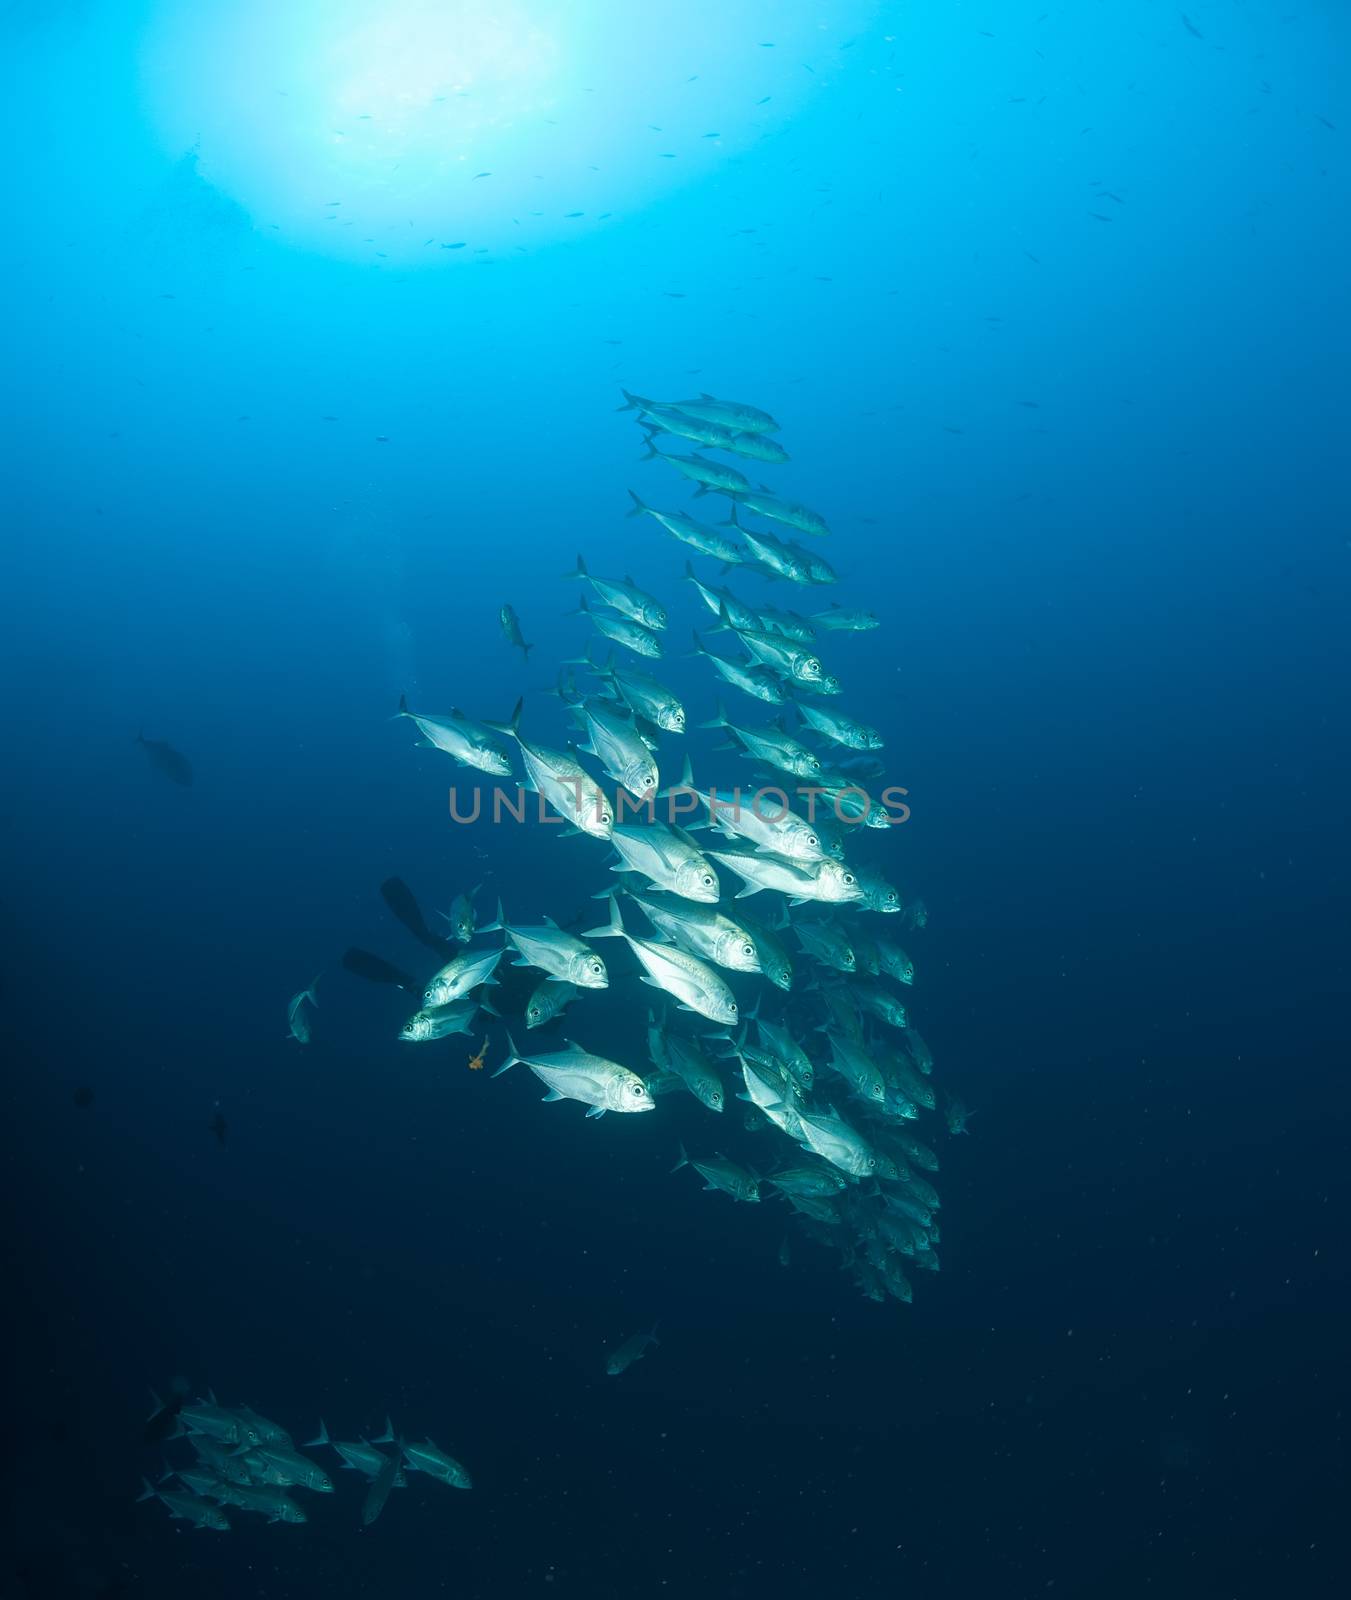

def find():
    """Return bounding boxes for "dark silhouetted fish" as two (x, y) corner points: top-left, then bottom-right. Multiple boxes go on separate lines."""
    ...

(209, 1111), (227, 1145)
(342, 948), (417, 991)
(136, 731), (193, 787)
(380, 877), (455, 958)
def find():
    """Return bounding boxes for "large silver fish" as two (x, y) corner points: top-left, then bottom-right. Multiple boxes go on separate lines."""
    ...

(574, 595), (663, 659)
(589, 651), (686, 734)
(624, 887), (762, 974)
(607, 821), (720, 902)
(422, 946), (503, 1009)
(565, 555), (668, 630)
(707, 847), (863, 906)
(399, 998), (482, 1041)
(794, 702), (883, 751)
(394, 695), (514, 777)
(728, 487), (831, 539)
(586, 894), (739, 1025)
(495, 700), (614, 838)
(481, 901), (610, 989)
(619, 388), (780, 436)
(494, 1034), (654, 1117)
(642, 445), (751, 497)
(700, 702), (823, 780)
(626, 490), (749, 566)
(569, 697), (660, 802)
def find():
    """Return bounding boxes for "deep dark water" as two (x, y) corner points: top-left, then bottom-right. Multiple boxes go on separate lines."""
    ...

(4, 2), (1351, 1597)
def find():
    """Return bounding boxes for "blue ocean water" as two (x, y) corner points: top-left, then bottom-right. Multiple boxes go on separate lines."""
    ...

(3, 3), (1349, 1596)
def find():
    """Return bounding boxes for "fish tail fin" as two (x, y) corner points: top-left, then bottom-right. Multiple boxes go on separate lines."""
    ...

(372, 1418), (396, 1445)
(389, 694), (411, 722)
(688, 629), (706, 658)
(697, 699), (729, 731)
(304, 1420), (329, 1449)
(625, 489), (647, 518)
(564, 553), (588, 580)
(582, 892), (626, 940)
(492, 1031), (525, 1077)
(708, 599), (734, 635)
(479, 994), (501, 1018)
(640, 441), (659, 462)
(137, 1476), (158, 1504)
(479, 898), (507, 935)
(616, 388), (644, 413)
(670, 1143), (689, 1174)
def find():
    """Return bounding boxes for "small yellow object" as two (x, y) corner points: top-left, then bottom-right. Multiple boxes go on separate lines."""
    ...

(466, 1037), (488, 1071)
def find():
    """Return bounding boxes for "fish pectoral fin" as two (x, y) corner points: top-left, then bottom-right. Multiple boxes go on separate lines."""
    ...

(541, 1089), (566, 1102)
(585, 1106), (607, 1119)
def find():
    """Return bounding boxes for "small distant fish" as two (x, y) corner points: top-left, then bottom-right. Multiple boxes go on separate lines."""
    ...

(135, 731), (193, 787)
(287, 976), (320, 1043)
(500, 604), (533, 662)
(209, 1111), (227, 1145)
(606, 1323), (660, 1375)
(1181, 13), (1203, 39)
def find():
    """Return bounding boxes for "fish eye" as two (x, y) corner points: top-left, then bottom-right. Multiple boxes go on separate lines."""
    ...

(712, 1091), (723, 1105)
(631, 1083), (644, 1096)
(843, 873), (856, 884)
(728, 1002), (738, 1015)
(702, 874), (715, 888)
(743, 944), (755, 958)
(590, 961), (604, 975)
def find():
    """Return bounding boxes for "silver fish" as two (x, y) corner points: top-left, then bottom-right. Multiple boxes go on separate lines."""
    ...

(422, 946), (503, 1009)
(643, 445), (751, 497)
(586, 894), (739, 1026)
(287, 976), (319, 1044)
(394, 695), (514, 777)
(575, 595), (663, 659)
(626, 490), (749, 566)
(499, 604), (533, 661)
(663, 1034), (727, 1112)
(606, 1323), (661, 1375)
(525, 978), (579, 1029)
(671, 1143), (760, 1201)
(624, 887), (761, 974)
(497, 700), (614, 837)
(707, 847), (863, 906)
(481, 901), (610, 989)
(399, 998), (481, 1041)
(569, 697), (660, 802)
(794, 702), (883, 751)
(608, 821), (720, 903)
(494, 1034), (654, 1117)
(566, 555), (667, 630)
(620, 389), (780, 436)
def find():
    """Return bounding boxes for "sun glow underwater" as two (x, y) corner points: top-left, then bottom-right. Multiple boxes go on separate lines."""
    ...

(139, 0), (883, 262)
